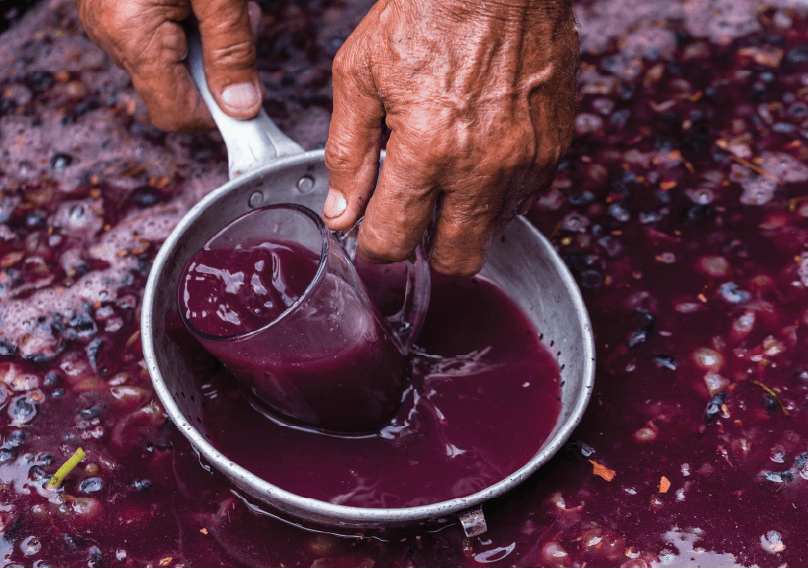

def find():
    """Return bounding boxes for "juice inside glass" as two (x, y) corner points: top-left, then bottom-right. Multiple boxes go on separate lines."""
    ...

(178, 204), (415, 434)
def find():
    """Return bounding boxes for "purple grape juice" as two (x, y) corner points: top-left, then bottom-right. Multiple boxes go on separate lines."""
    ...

(188, 272), (563, 508)
(178, 238), (409, 434)
(179, 240), (317, 337)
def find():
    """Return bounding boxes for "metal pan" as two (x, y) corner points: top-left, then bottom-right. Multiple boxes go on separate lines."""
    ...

(141, 34), (595, 537)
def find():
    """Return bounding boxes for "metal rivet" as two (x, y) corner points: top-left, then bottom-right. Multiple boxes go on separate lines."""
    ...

(458, 505), (487, 537)
(248, 191), (264, 208)
(296, 176), (315, 194)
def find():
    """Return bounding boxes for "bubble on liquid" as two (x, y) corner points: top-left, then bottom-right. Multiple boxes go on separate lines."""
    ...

(696, 256), (731, 278)
(685, 188), (715, 205)
(20, 536), (42, 556)
(633, 424), (658, 442)
(761, 152), (808, 183)
(575, 113), (604, 135)
(761, 530), (786, 554)
(794, 453), (808, 479)
(598, 236), (623, 257)
(731, 311), (755, 340)
(657, 252), (676, 264)
(569, 191), (595, 206)
(762, 335), (784, 357)
(130, 479), (153, 492)
(561, 212), (590, 233)
(704, 373), (729, 396)
(591, 97), (615, 115)
(539, 542), (570, 566)
(693, 348), (723, 371)
(739, 174), (778, 206)
(628, 329), (650, 348)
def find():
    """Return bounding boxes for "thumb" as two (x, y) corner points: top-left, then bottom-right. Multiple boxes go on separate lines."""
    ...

(190, 0), (262, 119)
(323, 41), (385, 231)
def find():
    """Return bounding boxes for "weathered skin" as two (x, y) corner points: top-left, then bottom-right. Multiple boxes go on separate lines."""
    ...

(78, 0), (578, 275)
(77, 0), (263, 131)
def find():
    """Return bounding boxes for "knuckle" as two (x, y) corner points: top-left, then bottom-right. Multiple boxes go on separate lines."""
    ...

(331, 45), (352, 75)
(331, 40), (363, 81)
(324, 138), (359, 173)
(109, 2), (162, 40)
(496, 137), (533, 168)
(429, 252), (485, 277)
(151, 113), (212, 133)
(331, 47), (349, 75)
(133, 21), (187, 64)
(430, 217), (493, 277)
(422, 135), (454, 166)
(436, 222), (472, 247)
(143, 95), (209, 132)
(100, 1), (133, 29)
(390, 128), (449, 175)
(79, 0), (133, 44)
(149, 112), (186, 132)
(358, 222), (411, 263)
(207, 38), (256, 72)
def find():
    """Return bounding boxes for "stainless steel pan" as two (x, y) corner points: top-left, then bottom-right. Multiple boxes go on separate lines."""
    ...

(141, 34), (595, 537)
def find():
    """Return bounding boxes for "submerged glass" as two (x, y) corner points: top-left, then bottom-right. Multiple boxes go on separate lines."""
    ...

(178, 204), (429, 434)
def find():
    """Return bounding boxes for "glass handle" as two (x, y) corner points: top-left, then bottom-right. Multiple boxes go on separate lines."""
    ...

(339, 222), (431, 353)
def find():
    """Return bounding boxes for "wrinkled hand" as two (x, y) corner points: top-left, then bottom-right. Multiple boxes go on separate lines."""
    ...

(78, 0), (262, 131)
(324, 0), (578, 275)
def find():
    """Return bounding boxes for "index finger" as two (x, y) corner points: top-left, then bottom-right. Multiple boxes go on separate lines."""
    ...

(356, 127), (439, 264)
(127, 19), (216, 131)
(79, 0), (216, 131)
(428, 188), (498, 277)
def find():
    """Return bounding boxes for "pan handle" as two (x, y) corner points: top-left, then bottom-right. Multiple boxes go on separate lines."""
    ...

(186, 29), (304, 180)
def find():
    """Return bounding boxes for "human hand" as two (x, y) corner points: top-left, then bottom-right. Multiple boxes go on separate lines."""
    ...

(323, 0), (578, 275)
(78, 0), (263, 131)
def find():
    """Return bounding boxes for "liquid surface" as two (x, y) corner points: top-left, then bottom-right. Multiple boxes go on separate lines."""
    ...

(180, 240), (318, 337)
(179, 237), (410, 434)
(183, 272), (562, 508)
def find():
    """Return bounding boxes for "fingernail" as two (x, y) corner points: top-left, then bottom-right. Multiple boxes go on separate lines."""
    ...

(221, 82), (259, 112)
(323, 189), (347, 219)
